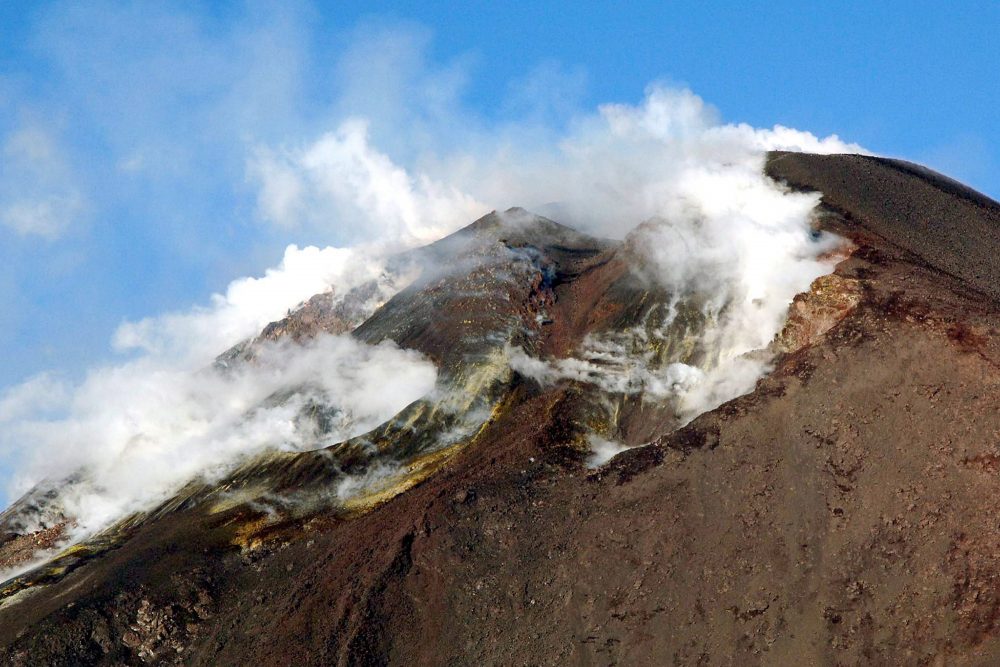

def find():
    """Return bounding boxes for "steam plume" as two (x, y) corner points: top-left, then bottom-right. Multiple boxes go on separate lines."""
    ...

(503, 88), (850, 432)
(0, 80), (862, 550)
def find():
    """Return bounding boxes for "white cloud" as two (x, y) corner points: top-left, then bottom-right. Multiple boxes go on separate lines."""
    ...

(0, 196), (82, 239)
(0, 125), (84, 239)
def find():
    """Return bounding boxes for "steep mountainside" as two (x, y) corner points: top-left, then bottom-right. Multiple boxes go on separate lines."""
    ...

(2, 154), (1000, 665)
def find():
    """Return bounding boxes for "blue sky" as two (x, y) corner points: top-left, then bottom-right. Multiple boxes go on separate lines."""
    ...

(0, 0), (997, 393)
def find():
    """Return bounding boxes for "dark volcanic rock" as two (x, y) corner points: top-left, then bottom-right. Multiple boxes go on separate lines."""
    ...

(767, 151), (1000, 301)
(4, 161), (1000, 665)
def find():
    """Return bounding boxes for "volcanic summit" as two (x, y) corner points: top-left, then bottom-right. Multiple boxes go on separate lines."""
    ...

(2, 153), (1000, 665)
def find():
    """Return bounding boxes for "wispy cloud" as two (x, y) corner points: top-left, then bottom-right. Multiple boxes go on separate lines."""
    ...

(247, 119), (486, 245)
(0, 124), (83, 239)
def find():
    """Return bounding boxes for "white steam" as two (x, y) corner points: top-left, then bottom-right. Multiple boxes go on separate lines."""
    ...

(0, 82), (862, 548)
(585, 435), (634, 468)
(398, 85), (861, 239)
(249, 119), (486, 246)
(3, 335), (436, 538)
(488, 87), (854, 451)
(113, 244), (407, 367)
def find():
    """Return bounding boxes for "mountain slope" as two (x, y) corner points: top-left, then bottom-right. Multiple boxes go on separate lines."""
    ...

(2, 156), (1000, 665)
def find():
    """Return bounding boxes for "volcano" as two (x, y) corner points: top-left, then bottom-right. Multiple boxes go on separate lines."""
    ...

(2, 152), (1000, 665)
